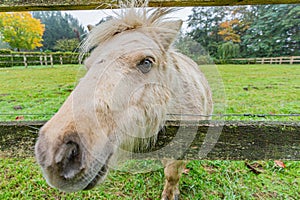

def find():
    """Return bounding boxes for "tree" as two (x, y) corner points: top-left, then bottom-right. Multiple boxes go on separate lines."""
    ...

(218, 19), (242, 43)
(217, 6), (253, 56)
(54, 38), (80, 52)
(0, 12), (44, 51)
(187, 5), (299, 58)
(32, 11), (86, 51)
(187, 7), (228, 57)
(175, 33), (213, 64)
(241, 4), (300, 57)
(217, 41), (240, 61)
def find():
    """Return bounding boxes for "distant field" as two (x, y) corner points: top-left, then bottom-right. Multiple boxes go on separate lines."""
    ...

(201, 64), (300, 121)
(0, 65), (85, 121)
(0, 64), (299, 199)
(0, 64), (299, 121)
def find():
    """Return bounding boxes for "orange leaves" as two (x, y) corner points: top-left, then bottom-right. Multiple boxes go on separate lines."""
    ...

(15, 116), (24, 121)
(0, 12), (45, 50)
(218, 18), (242, 43)
(274, 160), (286, 168)
(219, 21), (230, 29)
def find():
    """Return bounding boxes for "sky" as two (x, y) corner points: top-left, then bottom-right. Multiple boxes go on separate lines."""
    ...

(63, 7), (193, 31)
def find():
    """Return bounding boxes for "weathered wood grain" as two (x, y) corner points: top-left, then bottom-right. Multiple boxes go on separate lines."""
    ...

(0, 0), (299, 12)
(1, 120), (299, 160)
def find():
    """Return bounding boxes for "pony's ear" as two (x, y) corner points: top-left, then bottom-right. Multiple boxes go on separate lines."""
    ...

(157, 20), (182, 50)
(87, 25), (95, 32)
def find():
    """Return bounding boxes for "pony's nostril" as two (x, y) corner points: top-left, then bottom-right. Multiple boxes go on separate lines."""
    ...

(56, 140), (84, 179)
(66, 141), (80, 160)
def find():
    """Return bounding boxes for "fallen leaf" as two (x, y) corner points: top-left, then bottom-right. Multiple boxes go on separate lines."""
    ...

(274, 160), (285, 168)
(15, 116), (24, 120)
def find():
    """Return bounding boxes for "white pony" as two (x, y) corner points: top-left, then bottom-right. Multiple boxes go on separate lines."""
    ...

(35, 7), (212, 200)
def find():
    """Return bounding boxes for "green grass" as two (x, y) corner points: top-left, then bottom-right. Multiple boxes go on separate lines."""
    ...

(0, 64), (299, 199)
(0, 158), (299, 199)
(0, 65), (85, 121)
(201, 64), (300, 121)
(1, 64), (299, 121)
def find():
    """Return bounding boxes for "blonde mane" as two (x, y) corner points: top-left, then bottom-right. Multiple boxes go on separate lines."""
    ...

(81, 7), (180, 53)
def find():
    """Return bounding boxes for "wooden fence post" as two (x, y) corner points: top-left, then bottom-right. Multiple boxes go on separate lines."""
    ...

(39, 56), (43, 66)
(10, 54), (13, 67)
(23, 55), (27, 68)
(290, 56), (294, 64)
(50, 55), (53, 67)
(44, 55), (47, 66)
(59, 55), (63, 65)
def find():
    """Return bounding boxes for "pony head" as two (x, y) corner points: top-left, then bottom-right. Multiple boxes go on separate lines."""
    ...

(35, 8), (195, 192)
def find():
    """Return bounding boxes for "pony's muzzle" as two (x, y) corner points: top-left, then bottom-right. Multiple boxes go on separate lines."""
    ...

(35, 127), (114, 192)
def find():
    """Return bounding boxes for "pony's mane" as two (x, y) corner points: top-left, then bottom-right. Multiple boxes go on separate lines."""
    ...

(81, 7), (180, 53)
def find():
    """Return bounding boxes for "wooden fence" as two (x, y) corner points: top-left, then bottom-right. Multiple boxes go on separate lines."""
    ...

(0, 0), (298, 11)
(231, 56), (300, 64)
(2, 54), (299, 67)
(0, 120), (299, 160)
(0, 54), (53, 67)
(0, 54), (80, 67)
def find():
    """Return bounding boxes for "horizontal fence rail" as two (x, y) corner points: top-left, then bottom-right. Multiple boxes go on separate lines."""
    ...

(0, 120), (299, 160)
(0, 0), (299, 11)
(231, 56), (300, 64)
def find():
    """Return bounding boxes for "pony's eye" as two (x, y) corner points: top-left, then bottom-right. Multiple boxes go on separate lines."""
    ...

(137, 58), (153, 73)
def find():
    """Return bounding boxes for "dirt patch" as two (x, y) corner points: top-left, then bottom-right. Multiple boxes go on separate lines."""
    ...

(0, 121), (45, 157)
(253, 191), (278, 199)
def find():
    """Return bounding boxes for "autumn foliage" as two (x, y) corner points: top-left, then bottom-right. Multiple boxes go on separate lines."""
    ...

(217, 7), (250, 44)
(0, 12), (45, 51)
(218, 19), (242, 43)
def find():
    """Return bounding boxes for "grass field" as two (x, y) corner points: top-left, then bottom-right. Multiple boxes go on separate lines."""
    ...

(0, 64), (299, 121)
(1, 158), (299, 199)
(0, 64), (299, 199)
(0, 65), (85, 121)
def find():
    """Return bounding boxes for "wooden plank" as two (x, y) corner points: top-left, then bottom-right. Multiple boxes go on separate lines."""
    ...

(0, 120), (299, 160)
(148, 120), (300, 160)
(0, 0), (299, 12)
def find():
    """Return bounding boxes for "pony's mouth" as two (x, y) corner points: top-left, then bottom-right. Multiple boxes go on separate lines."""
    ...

(83, 154), (112, 190)
(83, 163), (108, 190)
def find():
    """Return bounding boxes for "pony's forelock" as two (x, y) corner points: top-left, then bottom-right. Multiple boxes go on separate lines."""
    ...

(80, 6), (181, 55)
